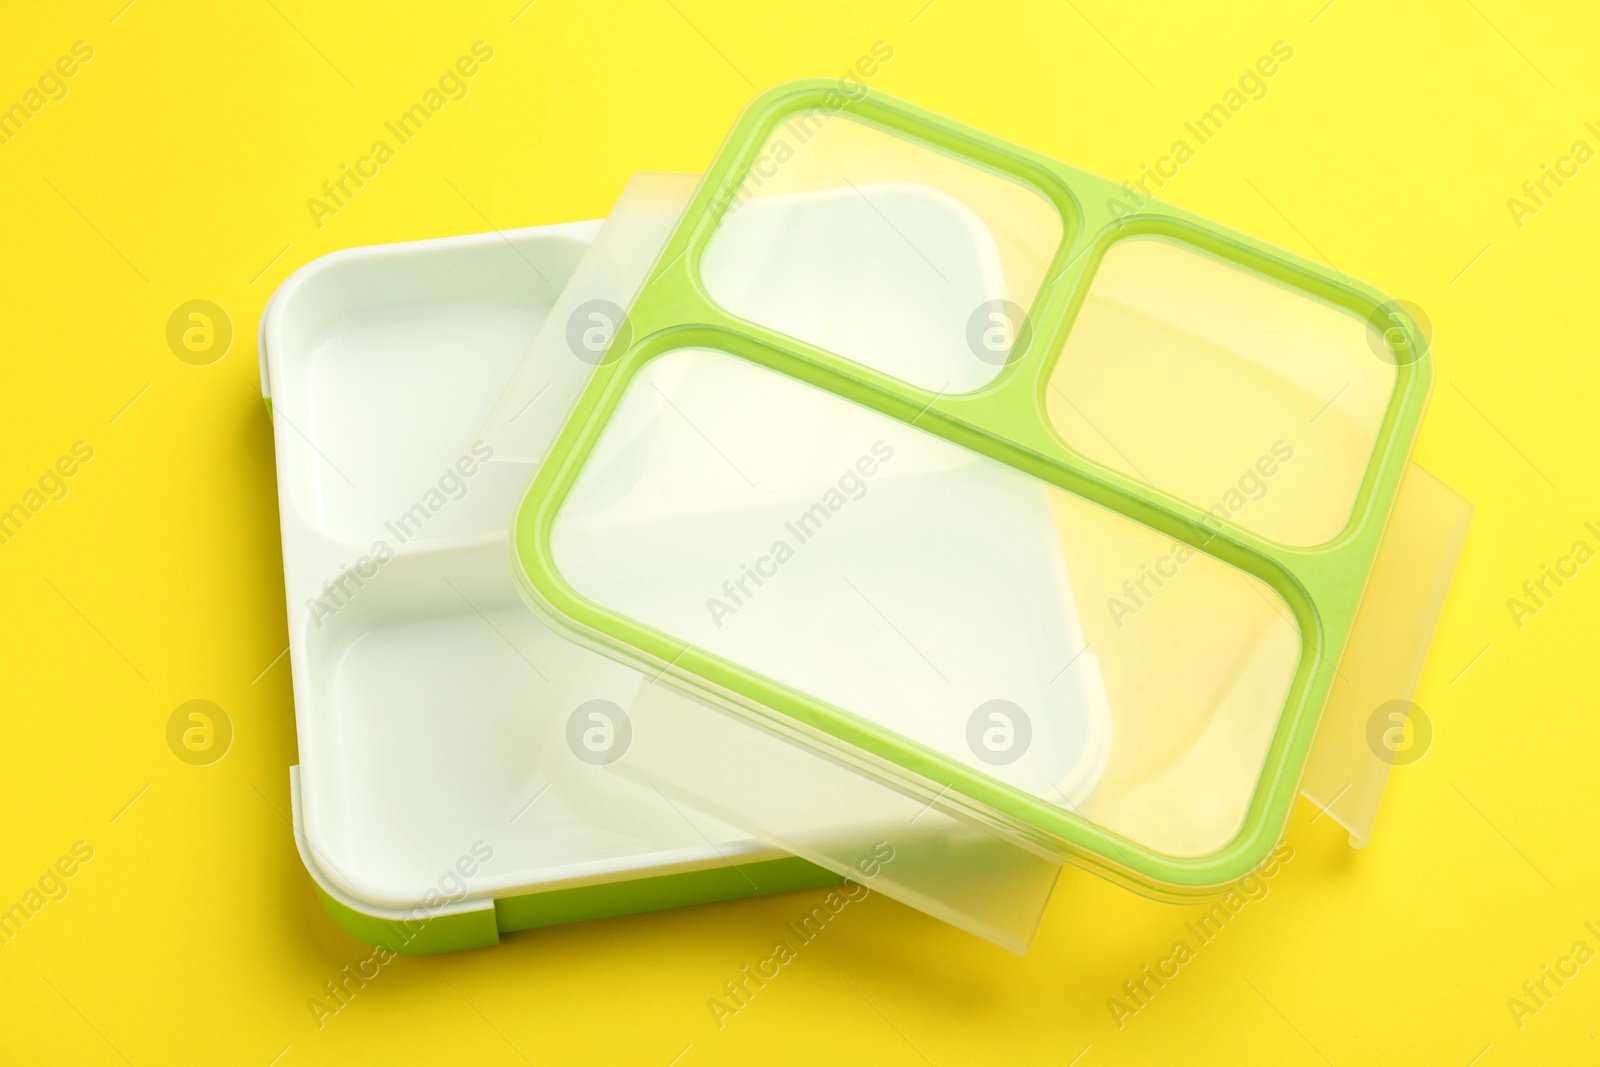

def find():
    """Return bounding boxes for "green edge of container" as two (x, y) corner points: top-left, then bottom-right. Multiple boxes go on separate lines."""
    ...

(312, 856), (841, 956)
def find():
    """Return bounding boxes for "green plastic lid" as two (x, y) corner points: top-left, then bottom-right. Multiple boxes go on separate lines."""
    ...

(485, 81), (1434, 952)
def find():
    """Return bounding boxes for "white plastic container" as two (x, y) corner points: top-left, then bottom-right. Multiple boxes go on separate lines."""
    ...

(259, 191), (837, 953)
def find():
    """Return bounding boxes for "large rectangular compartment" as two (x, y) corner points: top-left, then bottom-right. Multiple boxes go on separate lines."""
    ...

(260, 196), (835, 954)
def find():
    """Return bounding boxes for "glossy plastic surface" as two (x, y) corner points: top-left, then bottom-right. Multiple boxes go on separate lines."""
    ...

(261, 198), (819, 926)
(505, 84), (1442, 950)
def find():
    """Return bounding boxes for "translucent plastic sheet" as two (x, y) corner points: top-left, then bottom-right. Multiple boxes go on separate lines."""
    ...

(480, 173), (700, 463)
(491, 89), (1456, 951)
(1299, 463), (1471, 845)
(620, 681), (1064, 954)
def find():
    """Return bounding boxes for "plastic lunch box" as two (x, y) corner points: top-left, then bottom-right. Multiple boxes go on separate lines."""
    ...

(261, 83), (1468, 954)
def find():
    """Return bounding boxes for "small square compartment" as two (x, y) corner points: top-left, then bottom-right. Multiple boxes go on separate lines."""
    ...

(700, 113), (1067, 394)
(1046, 234), (1398, 547)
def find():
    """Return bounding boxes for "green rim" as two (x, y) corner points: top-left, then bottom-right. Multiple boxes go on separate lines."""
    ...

(313, 856), (840, 955)
(511, 80), (1431, 894)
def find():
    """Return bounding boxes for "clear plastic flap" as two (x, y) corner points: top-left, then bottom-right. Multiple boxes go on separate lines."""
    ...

(479, 173), (701, 464)
(493, 95), (1455, 951)
(1299, 463), (1472, 845)
(480, 174), (1066, 952)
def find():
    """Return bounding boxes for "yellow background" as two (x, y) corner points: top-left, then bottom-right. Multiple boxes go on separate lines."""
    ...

(2, 0), (1596, 1063)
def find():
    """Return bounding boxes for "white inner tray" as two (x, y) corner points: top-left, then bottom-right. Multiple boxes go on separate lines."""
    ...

(261, 220), (779, 915)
